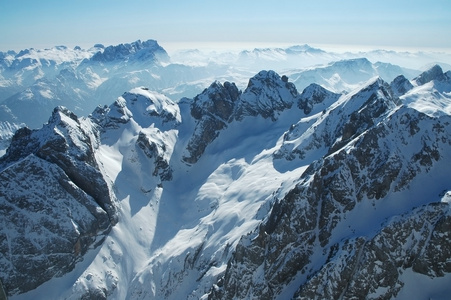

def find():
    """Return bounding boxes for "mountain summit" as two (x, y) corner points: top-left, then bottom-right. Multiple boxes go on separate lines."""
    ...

(90, 39), (169, 64)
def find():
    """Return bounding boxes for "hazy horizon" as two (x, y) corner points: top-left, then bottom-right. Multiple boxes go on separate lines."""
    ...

(1, 0), (450, 53)
(3, 40), (451, 57)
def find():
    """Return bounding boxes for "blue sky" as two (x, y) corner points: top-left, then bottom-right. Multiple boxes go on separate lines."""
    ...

(1, 0), (450, 52)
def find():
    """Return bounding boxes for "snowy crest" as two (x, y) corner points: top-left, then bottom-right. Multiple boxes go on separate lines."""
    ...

(402, 65), (451, 117)
(120, 88), (181, 128)
(298, 83), (341, 114)
(2, 106), (97, 169)
(215, 76), (451, 300)
(390, 74), (414, 98)
(92, 88), (180, 130)
(412, 64), (447, 86)
(183, 71), (299, 164)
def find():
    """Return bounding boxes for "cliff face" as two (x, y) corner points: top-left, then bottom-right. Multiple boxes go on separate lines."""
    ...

(0, 107), (117, 295)
(183, 71), (298, 164)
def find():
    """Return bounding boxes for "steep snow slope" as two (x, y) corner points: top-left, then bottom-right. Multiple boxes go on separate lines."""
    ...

(2, 66), (451, 300)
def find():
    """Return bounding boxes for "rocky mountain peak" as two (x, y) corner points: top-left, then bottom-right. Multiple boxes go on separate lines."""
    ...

(121, 88), (180, 127)
(414, 64), (445, 85)
(0, 107), (118, 295)
(0, 106), (81, 169)
(235, 70), (298, 120)
(274, 77), (399, 163)
(211, 73), (451, 300)
(47, 106), (80, 126)
(90, 39), (169, 64)
(92, 88), (180, 131)
(183, 70), (300, 164)
(2, 65), (451, 299)
(191, 80), (240, 121)
(1, 106), (116, 218)
(329, 77), (399, 150)
(390, 74), (414, 97)
(182, 80), (240, 164)
(298, 83), (341, 114)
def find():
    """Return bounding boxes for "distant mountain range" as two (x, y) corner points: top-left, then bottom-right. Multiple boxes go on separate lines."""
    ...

(1, 39), (450, 132)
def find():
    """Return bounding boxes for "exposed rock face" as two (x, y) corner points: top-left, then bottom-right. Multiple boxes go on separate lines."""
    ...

(298, 83), (341, 114)
(190, 81), (240, 122)
(331, 79), (399, 152)
(92, 87), (180, 131)
(413, 64), (449, 86)
(0, 155), (112, 295)
(183, 81), (240, 164)
(92, 88), (180, 183)
(390, 74), (414, 97)
(1, 107), (117, 220)
(136, 131), (173, 181)
(274, 78), (399, 162)
(0, 106), (117, 295)
(235, 70), (297, 120)
(184, 71), (300, 164)
(210, 76), (451, 299)
(294, 203), (451, 299)
(90, 39), (169, 64)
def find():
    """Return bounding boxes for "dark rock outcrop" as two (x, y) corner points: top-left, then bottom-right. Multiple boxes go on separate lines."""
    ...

(298, 83), (341, 114)
(235, 70), (297, 120)
(0, 106), (117, 296)
(390, 74), (414, 97)
(184, 71), (300, 164)
(137, 131), (173, 180)
(294, 204), (451, 299)
(183, 81), (240, 164)
(414, 64), (446, 85)
(274, 78), (399, 162)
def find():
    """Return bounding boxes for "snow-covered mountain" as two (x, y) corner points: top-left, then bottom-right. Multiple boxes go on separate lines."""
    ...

(1, 63), (451, 299)
(286, 58), (419, 93)
(3, 40), (451, 135)
(0, 39), (244, 133)
(0, 40), (171, 129)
